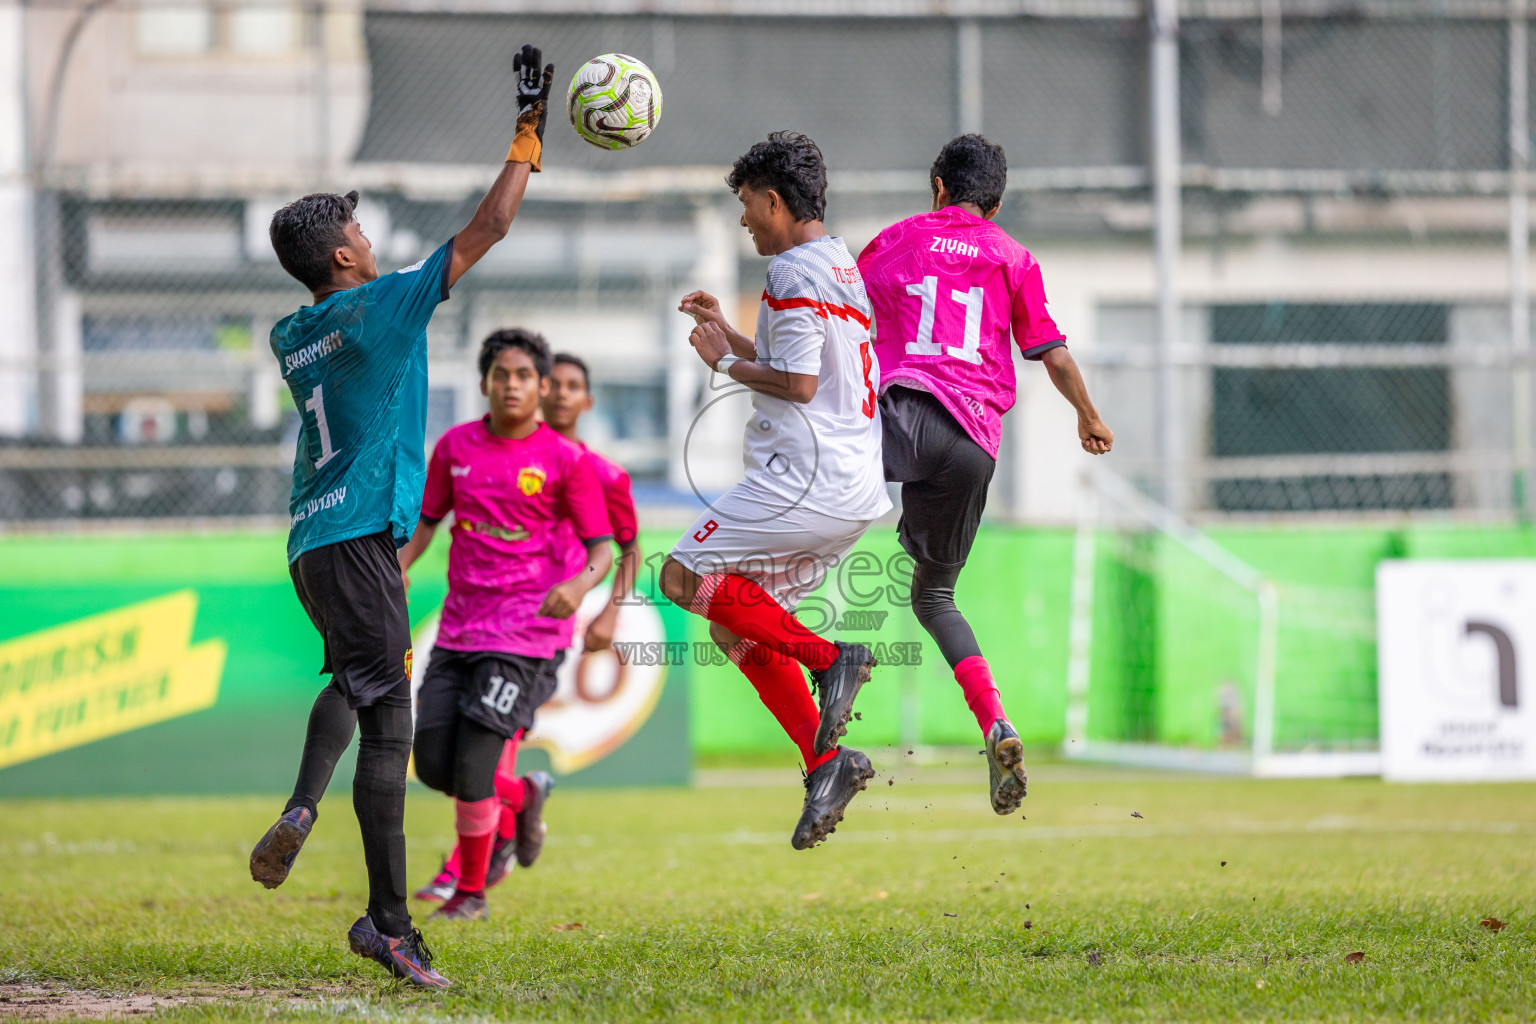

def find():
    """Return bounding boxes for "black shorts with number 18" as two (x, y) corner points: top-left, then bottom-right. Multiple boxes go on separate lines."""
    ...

(415, 647), (563, 740)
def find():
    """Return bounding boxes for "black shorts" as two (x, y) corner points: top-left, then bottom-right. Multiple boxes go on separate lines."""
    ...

(881, 385), (996, 572)
(289, 529), (413, 709)
(415, 647), (563, 740)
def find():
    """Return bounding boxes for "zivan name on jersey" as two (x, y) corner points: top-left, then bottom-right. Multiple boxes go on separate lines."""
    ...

(930, 237), (980, 258)
(284, 330), (344, 376)
(290, 485), (346, 526)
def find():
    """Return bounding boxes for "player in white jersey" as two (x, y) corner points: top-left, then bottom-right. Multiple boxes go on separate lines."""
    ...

(659, 132), (891, 850)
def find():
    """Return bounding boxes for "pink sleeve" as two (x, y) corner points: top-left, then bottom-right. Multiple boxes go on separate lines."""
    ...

(561, 453), (614, 544)
(420, 434), (453, 523)
(856, 231), (883, 267)
(604, 468), (639, 546)
(1011, 259), (1067, 361)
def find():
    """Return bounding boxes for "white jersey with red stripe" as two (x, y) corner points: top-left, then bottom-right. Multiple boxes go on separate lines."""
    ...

(743, 234), (892, 521)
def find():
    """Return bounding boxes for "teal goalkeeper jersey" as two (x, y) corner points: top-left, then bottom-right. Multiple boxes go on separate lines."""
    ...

(270, 240), (453, 564)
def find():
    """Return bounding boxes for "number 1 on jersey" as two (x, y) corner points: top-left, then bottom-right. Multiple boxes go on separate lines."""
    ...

(905, 275), (984, 365)
(305, 385), (338, 469)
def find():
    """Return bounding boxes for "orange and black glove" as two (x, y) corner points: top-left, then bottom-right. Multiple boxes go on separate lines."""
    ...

(506, 44), (555, 171)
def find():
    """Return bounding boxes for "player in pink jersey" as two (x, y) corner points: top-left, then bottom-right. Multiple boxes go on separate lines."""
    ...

(412, 351), (641, 903)
(544, 353), (642, 653)
(397, 328), (613, 922)
(857, 134), (1114, 816)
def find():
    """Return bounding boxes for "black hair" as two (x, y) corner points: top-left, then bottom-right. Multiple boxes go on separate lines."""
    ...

(725, 131), (827, 222)
(930, 134), (1008, 213)
(479, 328), (550, 380)
(551, 352), (591, 391)
(269, 190), (360, 292)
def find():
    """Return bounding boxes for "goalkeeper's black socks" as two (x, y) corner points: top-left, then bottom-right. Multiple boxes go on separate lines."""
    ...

(354, 703), (413, 938)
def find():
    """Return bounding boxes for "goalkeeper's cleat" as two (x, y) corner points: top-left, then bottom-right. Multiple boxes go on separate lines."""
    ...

(791, 747), (875, 851)
(249, 806), (314, 890)
(985, 719), (1028, 815)
(347, 914), (451, 989)
(414, 857), (458, 902)
(810, 642), (876, 757)
(427, 890), (488, 923)
(514, 770), (556, 868)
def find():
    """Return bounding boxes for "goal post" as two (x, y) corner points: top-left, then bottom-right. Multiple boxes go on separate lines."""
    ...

(1064, 466), (1380, 777)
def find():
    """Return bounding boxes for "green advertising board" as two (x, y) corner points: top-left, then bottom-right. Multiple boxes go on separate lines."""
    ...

(0, 531), (691, 797)
(7, 520), (1534, 796)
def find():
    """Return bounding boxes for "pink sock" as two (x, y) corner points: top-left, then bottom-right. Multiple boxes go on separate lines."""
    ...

(955, 655), (1006, 735)
(454, 796), (501, 894)
(495, 734), (524, 840)
(496, 775), (526, 838)
(442, 843), (462, 877)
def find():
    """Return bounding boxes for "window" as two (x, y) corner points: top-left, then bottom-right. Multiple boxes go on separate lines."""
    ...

(135, 6), (215, 56)
(1209, 303), (1452, 512)
(230, 4), (297, 55)
(135, 3), (302, 58)
(594, 381), (666, 442)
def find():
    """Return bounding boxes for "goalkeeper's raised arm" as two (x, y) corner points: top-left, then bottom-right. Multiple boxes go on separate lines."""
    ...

(447, 43), (555, 289)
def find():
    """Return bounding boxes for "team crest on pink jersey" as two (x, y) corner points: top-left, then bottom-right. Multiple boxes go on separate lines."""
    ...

(517, 467), (546, 496)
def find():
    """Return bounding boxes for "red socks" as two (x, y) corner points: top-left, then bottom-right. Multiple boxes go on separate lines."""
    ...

(454, 796), (500, 894)
(693, 574), (838, 672)
(955, 655), (1006, 735)
(732, 640), (837, 772)
(495, 734), (525, 840)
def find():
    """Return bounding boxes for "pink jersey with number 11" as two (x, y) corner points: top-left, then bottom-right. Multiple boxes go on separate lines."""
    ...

(857, 205), (1066, 459)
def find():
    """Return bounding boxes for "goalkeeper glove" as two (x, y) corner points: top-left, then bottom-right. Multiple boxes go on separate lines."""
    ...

(506, 44), (554, 171)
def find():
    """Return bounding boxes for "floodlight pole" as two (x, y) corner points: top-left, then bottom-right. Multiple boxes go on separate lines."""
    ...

(1510, 0), (1533, 517)
(1152, 0), (1184, 512)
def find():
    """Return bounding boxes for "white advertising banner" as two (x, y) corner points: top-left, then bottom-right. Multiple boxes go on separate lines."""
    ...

(1377, 560), (1536, 781)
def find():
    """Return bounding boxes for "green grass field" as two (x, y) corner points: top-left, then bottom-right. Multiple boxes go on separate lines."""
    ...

(2, 757), (1533, 1022)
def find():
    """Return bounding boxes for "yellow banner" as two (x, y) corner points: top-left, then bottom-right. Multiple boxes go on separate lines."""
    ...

(0, 591), (226, 769)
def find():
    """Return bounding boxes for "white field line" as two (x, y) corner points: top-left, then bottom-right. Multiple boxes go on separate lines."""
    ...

(539, 816), (1536, 849)
(3, 817), (1533, 858)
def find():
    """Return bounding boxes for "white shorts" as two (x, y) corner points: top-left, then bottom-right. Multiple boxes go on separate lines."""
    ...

(670, 479), (874, 614)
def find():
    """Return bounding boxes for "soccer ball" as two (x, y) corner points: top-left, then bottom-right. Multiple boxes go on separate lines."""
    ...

(566, 54), (662, 150)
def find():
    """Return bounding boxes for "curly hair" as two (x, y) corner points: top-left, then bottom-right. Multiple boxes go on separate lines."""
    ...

(268, 190), (360, 292)
(726, 131), (827, 223)
(930, 135), (1008, 213)
(479, 327), (550, 380)
(552, 352), (590, 390)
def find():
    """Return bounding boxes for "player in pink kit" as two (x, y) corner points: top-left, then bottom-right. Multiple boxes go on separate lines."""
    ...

(544, 353), (642, 654)
(857, 134), (1114, 815)
(398, 328), (613, 922)
(412, 351), (640, 903)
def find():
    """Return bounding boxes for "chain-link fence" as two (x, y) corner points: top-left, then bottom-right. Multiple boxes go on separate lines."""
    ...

(6, 0), (1536, 524)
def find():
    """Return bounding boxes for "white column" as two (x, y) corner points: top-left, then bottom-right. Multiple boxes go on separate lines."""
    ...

(1261, 0), (1283, 117)
(48, 289), (81, 443)
(0, 0), (37, 437)
(1151, 0), (1184, 511)
(956, 19), (982, 137)
(249, 315), (281, 430)
(1510, 0), (1533, 515)
(671, 199), (745, 496)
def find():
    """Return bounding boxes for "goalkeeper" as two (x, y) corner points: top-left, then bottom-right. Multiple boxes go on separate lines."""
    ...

(247, 45), (554, 990)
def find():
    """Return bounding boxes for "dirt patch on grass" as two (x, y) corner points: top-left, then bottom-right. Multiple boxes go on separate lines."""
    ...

(0, 984), (353, 1021)
(0, 985), (193, 1020)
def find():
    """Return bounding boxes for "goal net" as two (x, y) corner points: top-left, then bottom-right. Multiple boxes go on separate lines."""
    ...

(1065, 467), (1381, 776)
